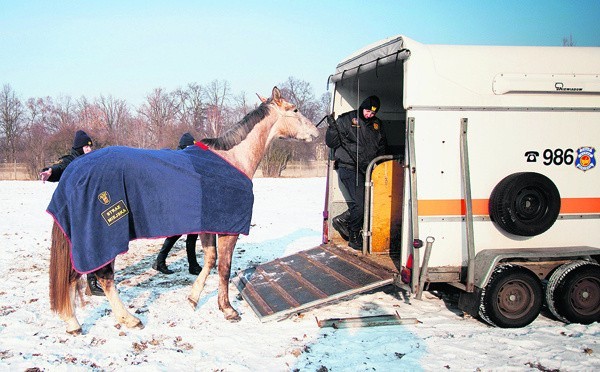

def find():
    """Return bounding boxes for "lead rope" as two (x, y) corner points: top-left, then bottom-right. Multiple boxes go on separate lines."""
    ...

(355, 79), (360, 187)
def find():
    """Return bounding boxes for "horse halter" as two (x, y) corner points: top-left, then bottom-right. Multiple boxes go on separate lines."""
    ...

(271, 101), (300, 119)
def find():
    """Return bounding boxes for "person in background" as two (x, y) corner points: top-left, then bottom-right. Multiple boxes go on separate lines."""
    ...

(325, 96), (387, 250)
(40, 130), (105, 296)
(40, 130), (94, 182)
(152, 132), (203, 275)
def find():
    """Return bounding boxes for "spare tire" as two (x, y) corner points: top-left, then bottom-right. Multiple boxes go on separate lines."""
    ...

(489, 172), (560, 236)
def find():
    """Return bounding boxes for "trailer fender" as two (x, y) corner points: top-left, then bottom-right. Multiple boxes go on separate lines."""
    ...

(489, 172), (560, 237)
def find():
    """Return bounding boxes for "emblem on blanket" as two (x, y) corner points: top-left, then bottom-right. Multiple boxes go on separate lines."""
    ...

(101, 200), (129, 226)
(98, 191), (111, 205)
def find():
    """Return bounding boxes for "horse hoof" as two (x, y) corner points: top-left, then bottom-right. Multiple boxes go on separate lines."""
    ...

(67, 328), (82, 335)
(226, 315), (241, 322)
(187, 296), (198, 308)
(128, 320), (144, 329)
(225, 312), (241, 322)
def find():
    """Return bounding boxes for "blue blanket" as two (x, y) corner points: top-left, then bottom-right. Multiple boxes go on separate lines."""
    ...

(47, 144), (254, 273)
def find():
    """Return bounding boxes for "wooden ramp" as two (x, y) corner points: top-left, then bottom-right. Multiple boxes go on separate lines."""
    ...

(232, 244), (396, 322)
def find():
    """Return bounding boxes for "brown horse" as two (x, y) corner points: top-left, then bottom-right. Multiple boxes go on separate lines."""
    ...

(49, 87), (319, 334)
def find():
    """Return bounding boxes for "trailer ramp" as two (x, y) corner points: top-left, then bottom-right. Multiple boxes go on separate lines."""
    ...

(233, 244), (396, 322)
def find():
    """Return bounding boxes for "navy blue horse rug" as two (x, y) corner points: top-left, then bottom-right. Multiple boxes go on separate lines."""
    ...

(47, 143), (254, 273)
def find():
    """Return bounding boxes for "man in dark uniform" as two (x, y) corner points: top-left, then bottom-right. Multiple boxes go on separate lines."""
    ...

(325, 96), (386, 250)
(40, 130), (105, 296)
(40, 130), (94, 182)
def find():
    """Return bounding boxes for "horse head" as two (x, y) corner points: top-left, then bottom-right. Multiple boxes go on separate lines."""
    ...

(258, 87), (320, 142)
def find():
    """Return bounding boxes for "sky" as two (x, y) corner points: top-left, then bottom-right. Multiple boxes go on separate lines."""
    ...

(1, 0), (599, 106)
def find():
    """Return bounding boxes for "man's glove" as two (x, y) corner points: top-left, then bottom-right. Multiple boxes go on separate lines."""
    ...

(326, 113), (337, 127)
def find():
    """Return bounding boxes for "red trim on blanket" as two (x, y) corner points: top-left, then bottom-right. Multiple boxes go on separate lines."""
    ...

(47, 210), (126, 274)
(195, 142), (209, 150)
(48, 210), (249, 274)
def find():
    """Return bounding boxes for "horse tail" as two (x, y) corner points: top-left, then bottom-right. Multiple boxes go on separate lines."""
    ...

(49, 221), (78, 315)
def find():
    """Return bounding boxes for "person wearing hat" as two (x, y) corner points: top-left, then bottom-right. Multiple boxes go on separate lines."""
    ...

(39, 130), (94, 182)
(152, 133), (203, 275)
(325, 96), (387, 250)
(39, 129), (105, 296)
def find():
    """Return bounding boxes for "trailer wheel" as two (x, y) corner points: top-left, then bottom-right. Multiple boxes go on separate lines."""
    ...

(489, 172), (560, 236)
(546, 261), (600, 324)
(479, 264), (543, 328)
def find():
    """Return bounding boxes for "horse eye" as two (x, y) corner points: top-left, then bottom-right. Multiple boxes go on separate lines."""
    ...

(293, 109), (298, 113)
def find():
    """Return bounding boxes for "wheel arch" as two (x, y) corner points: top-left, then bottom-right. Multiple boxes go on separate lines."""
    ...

(473, 247), (600, 290)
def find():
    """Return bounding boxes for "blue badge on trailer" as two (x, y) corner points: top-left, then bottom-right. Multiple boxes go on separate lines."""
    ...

(575, 146), (596, 172)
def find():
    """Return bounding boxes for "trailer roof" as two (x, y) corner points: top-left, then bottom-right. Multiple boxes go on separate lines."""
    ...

(330, 35), (411, 84)
(329, 35), (600, 109)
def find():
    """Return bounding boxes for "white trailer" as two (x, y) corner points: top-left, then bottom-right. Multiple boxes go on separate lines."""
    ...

(324, 35), (600, 327)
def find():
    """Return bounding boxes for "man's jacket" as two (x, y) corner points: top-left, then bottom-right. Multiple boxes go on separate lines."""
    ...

(325, 110), (386, 174)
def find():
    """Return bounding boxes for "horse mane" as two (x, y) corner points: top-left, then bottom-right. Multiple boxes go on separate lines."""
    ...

(200, 102), (270, 150)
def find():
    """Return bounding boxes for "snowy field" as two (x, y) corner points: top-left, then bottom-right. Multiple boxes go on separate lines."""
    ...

(0, 179), (598, 371)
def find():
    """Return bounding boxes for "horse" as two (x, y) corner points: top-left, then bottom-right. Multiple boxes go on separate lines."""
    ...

(48, 86), (320, 334)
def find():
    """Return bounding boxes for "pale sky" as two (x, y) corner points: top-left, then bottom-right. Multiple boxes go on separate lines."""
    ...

(2, 0), (599, 106)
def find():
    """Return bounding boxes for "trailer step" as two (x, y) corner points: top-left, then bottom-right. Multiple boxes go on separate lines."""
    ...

(316, 312), (419, 328)
(232, 244), (396, 322)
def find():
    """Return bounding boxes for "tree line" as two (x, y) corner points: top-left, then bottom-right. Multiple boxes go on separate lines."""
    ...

(0, 77), (330, 178)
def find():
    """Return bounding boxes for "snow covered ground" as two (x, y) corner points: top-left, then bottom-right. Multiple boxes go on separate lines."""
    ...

(0, 179), (598, 371)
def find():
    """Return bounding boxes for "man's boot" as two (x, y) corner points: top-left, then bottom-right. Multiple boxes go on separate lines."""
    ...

(86, 274), (105, 296)
(188, 263), (202, 275)
(332, 210), (351, 241)
(152, 258), (174, 274)
(185, 234), (202, 275)
(348, 230), (363, 251)
(153, 237), (176, 274)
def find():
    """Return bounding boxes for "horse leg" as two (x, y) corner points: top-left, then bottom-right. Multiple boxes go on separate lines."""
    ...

(216, 234), (241, 322)
(188, 233), (216, 307)
(60, 279), (83, 334)
(49, 221), (83, 334)
(94, 262), (143, 329)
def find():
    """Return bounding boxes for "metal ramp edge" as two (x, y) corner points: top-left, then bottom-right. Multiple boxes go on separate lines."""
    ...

(232, 244), (396, 322)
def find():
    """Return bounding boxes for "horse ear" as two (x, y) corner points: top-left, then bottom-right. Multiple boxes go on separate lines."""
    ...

(272, 87), (281, 101)
(256, 93), (267, 103)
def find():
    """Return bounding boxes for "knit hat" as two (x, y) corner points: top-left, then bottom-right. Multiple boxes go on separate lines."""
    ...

(359, 95), (380, 116)
(73, 130), (93, 149)
(178, 132), (195, 149)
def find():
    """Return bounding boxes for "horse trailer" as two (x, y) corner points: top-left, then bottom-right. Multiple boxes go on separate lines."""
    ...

(234, 35), (599, 328)
(322, 35), (600, 328)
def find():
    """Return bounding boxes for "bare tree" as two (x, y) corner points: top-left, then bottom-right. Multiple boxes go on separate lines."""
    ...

(137, 88), (178, 148)
(280, 77), (321, 119)
(0, 84), (25, 163)
(24, 97), (56, 169)
(562, 34), (576, 47)
(127, 115), (152, 149)
(260, 140), (292, 177)
(173, 83), (205, 137)
(97, 95), (131, 146)
(21, 120), (51, 178)
(50, 95), (77, 134)
(232, 91), (255, 122)
(203, 80), (231, 138)
(1, 75), (328, 179)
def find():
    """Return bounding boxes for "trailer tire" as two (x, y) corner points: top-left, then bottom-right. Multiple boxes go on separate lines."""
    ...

(489, 172), (560, 236)
(479, 264), (543, 328)
(546, 261), (600, 324)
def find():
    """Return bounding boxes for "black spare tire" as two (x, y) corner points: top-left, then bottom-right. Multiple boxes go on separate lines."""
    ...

(489, 172), (560, 236)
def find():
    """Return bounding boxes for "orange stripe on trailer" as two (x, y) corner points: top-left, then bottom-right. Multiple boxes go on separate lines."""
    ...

(560, 198), (600, 214)
(417, 199), (489, 216)
(418, 198), (600, 216)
